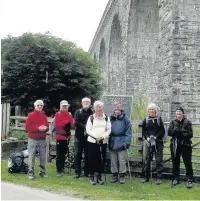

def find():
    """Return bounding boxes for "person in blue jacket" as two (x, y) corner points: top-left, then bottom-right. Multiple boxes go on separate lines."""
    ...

(109, 102), (132, 184)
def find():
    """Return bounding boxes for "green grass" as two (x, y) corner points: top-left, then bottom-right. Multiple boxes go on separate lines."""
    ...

(1, 160), (200, 200)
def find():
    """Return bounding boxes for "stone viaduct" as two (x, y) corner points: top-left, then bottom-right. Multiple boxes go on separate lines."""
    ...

(89, 0), (200, 122)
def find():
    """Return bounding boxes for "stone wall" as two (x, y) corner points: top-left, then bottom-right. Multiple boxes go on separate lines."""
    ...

(170, 0), (200, 121)
(126, 0), (159, 101)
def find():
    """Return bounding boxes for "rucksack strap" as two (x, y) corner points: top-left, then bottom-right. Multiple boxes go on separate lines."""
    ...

(90, 114), (108, 125)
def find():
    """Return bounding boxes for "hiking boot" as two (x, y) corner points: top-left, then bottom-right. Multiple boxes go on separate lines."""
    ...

(119, 173), (125, 184)
(96, 174), (104, 185)
(156, 178), (162, 185)
(156, 174), (162, 185)
(110, 173), (118, 183)
(172, 179), (180, 187)
(57, 172), (63, 177)
(28, 172), (35, 180)
(73, 173), (80, 179)
(141, 178), (149, 183)
(88, 174), (96, 185)
(186, 181), (193, 189)
(39, 172), (48, 178)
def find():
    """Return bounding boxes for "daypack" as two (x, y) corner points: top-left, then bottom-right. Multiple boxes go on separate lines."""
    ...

(51, 117), (56, 136)
(90, 114), (108, 125)
(8, 151), (28, 174)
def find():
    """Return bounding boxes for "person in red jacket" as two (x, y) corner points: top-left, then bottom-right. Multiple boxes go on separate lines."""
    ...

(55, 100), (74, 177)
(25, 99), (49, 180)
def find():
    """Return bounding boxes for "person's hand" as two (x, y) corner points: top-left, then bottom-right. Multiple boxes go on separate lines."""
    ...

(147, 137), (150, 142)
(97, 136), (104, 141)
(38, 125), (47, 131)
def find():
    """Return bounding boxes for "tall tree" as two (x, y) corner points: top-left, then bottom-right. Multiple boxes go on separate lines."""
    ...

(1, 33), (102, 115)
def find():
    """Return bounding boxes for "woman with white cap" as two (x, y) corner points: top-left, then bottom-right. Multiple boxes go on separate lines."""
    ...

(141, 103), (165, 184)
(54, 100), (74, 177)
(86, 100), (111, 185)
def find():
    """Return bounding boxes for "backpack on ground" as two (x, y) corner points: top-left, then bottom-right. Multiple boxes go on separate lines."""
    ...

(8, 151), (28, 174)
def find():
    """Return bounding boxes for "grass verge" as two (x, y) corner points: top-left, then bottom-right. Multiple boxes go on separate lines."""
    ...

(1, 160), (200, 200)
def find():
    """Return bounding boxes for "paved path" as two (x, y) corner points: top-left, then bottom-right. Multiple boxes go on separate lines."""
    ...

(1, 182), (83, 200)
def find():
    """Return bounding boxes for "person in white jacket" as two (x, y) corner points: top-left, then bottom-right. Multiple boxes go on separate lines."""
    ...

(86, 100), (111, 185)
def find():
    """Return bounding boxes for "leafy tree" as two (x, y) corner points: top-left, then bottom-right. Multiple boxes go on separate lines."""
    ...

(1, 33), (102, 116)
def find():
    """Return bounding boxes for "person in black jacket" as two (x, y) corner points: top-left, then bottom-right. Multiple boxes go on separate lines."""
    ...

(141, 103), (165, 184)
(168, 107), (193, 188)
(74, 97), (93, 178)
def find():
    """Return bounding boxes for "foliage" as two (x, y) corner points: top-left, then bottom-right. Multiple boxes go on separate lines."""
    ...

(1, 160), (200, 200)
(1, 33), (102, 116)
(11, 130), (27, 140)
(131, 96), (148, 121)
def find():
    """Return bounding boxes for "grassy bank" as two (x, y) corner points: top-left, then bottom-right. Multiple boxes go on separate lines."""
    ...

(1, 160), (200, 200)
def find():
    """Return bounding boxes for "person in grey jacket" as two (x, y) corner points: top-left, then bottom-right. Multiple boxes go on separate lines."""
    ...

(109, 102), (132, 184)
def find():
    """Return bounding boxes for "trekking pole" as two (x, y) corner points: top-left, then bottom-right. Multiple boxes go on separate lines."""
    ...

(125, 148), (132, 182)
(150, 152), (153, 185)
(100, 144), (107, 185)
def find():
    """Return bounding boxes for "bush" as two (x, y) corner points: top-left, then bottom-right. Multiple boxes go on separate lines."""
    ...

(11, 130), (27, 140)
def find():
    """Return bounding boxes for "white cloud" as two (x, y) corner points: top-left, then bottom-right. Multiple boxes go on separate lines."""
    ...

(0, 0), (108, 51)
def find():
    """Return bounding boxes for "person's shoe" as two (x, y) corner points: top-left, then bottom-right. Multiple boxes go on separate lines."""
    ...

(88, 174), (96, 185)
(156, 174), (162, 185)
(110, 173), (118, 183)
(172, 179), (180, 187)
(73, 173), (80, 179)
(28, 172), (35, 180)
(39, 172), (48, 178)
(57, 172), (63, 177)
(141, 178), (149, 183)
(186, 181), (193, 189)
(84, 172), (89, 177)
(96, 174), (104, 185)
(119, 173), (125, 184)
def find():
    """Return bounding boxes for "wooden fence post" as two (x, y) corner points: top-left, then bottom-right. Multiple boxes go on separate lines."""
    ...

(6, 103), (11, 138)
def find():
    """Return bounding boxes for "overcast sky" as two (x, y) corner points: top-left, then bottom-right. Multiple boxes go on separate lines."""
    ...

(1, 0), (109, 51)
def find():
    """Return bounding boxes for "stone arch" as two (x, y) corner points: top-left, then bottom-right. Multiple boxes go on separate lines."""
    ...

(108, 13), (122, 94)
(126, 0), (159, 100)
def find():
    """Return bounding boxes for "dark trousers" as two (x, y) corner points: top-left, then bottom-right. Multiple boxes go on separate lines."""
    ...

(74, 137), (88, 175)
(56, 140), (68, 173)
(170, 143), (193, 180)
(144, 141), (163, 178)
(87, 141), (107, 175)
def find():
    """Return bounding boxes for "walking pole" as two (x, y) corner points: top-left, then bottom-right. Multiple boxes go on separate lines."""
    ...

(100, 143), (107, 185)
(125, 148), (132, 182)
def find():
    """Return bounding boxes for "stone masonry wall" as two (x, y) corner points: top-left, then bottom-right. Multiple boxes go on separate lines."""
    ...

(170, 0), (200, 122)
(126, 0), (160, 102)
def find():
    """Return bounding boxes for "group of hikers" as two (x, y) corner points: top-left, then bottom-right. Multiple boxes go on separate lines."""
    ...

(25, 97), (194, 188)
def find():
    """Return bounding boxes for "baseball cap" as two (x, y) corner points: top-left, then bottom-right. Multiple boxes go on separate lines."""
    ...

(60, 100), (70, 106)
(176, 107), (184, 114)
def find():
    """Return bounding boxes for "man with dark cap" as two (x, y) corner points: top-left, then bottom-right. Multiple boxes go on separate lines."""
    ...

(168, 107), (194, 188)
